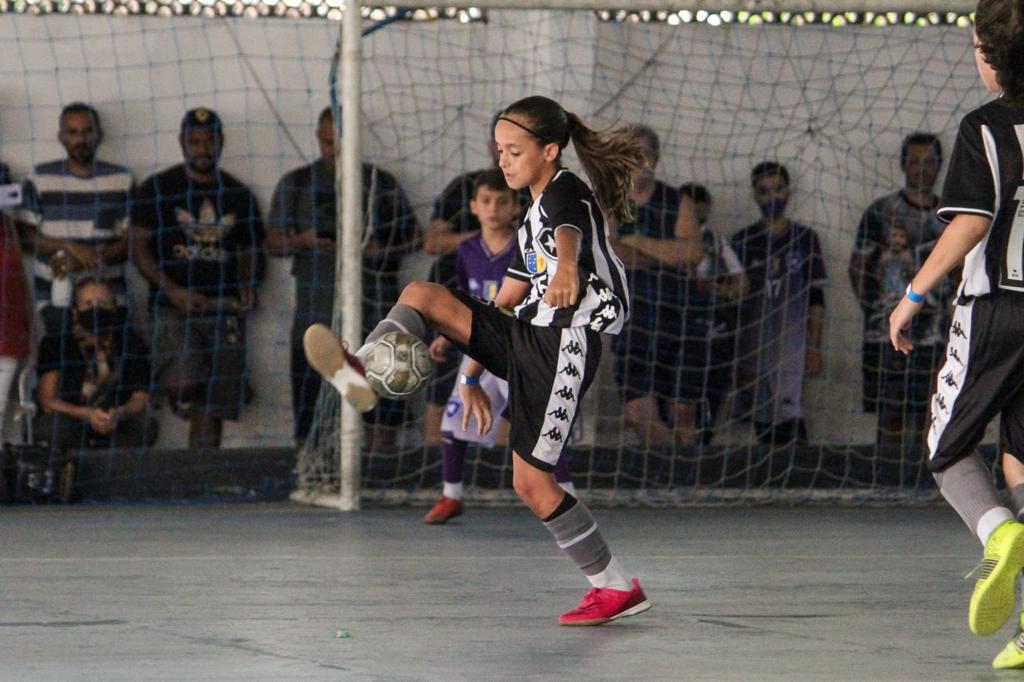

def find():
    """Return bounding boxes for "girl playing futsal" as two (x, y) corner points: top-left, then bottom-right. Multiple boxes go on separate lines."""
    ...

(306, 95), (651, 625)
(888, 0), (1024, 667)
(422, 168), (576, 524)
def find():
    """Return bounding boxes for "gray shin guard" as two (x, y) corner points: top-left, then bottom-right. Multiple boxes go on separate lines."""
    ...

(358, 304), (430, 359)
(934, 452), (1004, 537)
(1011, 484), (1024, 520)
(543, 499), (611, 577)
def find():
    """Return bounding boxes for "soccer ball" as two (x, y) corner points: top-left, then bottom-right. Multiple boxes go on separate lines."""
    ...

(363, 331), (434, 399)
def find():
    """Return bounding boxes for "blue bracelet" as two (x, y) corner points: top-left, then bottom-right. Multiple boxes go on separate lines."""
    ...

(905, 284), (925, 304)
(459, 374), (480, 386)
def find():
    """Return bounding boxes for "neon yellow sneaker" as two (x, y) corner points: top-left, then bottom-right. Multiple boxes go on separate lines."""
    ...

(993, 612), (1024, 669)
(969, 520), (1024, 636)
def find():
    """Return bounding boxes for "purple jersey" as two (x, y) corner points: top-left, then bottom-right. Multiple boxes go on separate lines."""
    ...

(455, 232), (516, 302)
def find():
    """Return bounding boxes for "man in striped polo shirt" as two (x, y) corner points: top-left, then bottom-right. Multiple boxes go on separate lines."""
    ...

(18, 102), (132, 335)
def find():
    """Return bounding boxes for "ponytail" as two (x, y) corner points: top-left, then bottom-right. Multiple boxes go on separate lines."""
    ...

(564, 112), (646, 224)
(500, 96), (646, 223)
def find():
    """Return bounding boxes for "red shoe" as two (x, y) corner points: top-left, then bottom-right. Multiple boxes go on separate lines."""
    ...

(302, 324), (377, 413)
(558, 578), (651, 626)
(423, 496), (464, 524)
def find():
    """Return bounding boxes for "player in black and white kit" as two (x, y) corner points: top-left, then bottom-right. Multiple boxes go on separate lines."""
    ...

(888, 0), (1024, 667)
(306, 95), (653, 625)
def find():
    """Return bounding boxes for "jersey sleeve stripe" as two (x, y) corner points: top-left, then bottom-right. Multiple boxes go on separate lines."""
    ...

(554, 223), (583, 235)
(936, 206), (995, 223)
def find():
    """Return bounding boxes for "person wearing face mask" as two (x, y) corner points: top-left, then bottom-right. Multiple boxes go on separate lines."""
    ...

(34, 278), (157, 454)
(730, 162), (827, 446)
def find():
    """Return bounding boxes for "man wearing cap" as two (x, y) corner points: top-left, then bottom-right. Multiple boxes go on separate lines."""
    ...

(130, 107), (264, 448)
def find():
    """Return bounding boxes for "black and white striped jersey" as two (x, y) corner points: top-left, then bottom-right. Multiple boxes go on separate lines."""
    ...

(938, 99), (1024, 297)
(505, 170), (630, 334)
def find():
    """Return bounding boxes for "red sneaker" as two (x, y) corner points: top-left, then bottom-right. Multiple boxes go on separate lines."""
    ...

(423, 496), (464, 524)
(558, 578), (651, 626)
(302, 324), (377, 413)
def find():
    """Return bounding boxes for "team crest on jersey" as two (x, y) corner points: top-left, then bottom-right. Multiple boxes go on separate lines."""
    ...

(536, 226), (557, 258)
(526, 250), (547, 274)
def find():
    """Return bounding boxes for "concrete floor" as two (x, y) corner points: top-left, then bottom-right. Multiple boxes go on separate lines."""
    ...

(0, 503), (1014, 680)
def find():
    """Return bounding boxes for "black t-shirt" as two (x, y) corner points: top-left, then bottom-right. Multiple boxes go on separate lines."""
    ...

(37, 329), (151, 408)
(938, 99), (1024, 297)
(130, 165), (263, 307)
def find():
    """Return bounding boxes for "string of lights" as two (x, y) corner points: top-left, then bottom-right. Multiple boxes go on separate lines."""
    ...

(0, 0), (971, 26)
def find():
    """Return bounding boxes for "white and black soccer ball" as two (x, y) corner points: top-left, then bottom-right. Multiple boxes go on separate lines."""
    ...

(363, 331), (434, 400)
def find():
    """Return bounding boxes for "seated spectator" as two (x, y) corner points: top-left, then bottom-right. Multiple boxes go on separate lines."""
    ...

(16, 103), (132, 335)
(266, 106), (418, 452)
(130, 107), (263, 449)
(35, 278), (157, 452)
(731, 161), (827, 446)
(611, 125), (705, 446)
(679, 183), (749, 436)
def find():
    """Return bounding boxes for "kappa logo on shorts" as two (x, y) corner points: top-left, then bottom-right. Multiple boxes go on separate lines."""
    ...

(543, 427), (563, 443)
(561, 340), (583, 356)
(559, 364), (581, 378)
(941, 370), (959, 389)
(951, 321), (967, 339)
(548, 407), (570, 421)
(936, 394), (948, 413)
(555, 386), (576, 402)
(949, 347), (963, 365)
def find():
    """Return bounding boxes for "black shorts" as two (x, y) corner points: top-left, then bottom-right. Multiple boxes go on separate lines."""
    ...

(862, 341), (944, 416)
(445, 288), (601, 472)
(928, 292), (1024, 471)
(613, 324), (732, 405)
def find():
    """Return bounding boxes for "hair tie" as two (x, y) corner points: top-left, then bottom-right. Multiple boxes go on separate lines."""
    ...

(497, 116), (542, 139)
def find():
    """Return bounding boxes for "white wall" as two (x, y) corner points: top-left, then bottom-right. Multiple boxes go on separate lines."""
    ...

(0, 12), (989, 448)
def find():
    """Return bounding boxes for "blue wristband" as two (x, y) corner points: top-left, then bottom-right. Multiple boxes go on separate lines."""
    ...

(459, 374), (480, 386)
(905, 284), (924, 304)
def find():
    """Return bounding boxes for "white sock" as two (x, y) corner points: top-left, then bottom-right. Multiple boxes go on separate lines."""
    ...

(442, 481), (464, 501)
(976, 507), (1015, 546)
(328, 369), (351, 395)
(586, 556), (632, 591)
(558, 480), (576, 496)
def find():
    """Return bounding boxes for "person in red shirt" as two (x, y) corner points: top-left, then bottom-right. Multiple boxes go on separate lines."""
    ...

(0, 165), (33, 438)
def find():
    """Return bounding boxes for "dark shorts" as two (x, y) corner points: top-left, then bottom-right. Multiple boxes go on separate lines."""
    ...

(427, 349), (459, 407)
(928, 293), (1024, 471)
(862, 341), (943, 415)
(613, 322), (732, 405)
(445, 288), (601, 472)
(152, 305), (247, 420)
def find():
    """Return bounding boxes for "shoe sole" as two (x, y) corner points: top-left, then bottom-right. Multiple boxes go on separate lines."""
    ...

(303, 324), (377, 413)
(559, 599), (652, 626)
(970, 529), (1024, 636)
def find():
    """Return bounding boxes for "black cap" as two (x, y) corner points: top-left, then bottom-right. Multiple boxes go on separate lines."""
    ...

(181, 107), (222, 135)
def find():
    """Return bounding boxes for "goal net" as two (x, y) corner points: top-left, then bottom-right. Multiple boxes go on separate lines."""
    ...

(300, 3), (985, 506)
(0, 3), (983, 505)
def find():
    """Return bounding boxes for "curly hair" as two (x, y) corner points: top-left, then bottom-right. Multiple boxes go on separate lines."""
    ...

(976, 0), (1024, 107)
